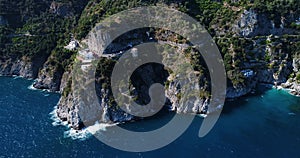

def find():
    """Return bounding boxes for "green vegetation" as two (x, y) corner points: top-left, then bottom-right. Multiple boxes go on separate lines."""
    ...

(95, 57), (116, 89)
(74, 0), (146, 39)
(199, 89), (210, 98)
(48, 47), (77, 72)
(0, 26), (13, 49)
(296, 73), (300, 83)
(290, 22), (300, 30)
(176, 92), (182, 100)
(0, 0), (88, 84)
(0, 12), (77, 59)
(0, 0), (300, 97)
(62, 78), (72, 97)
(0, 0), (50, 28)
(252, 0), (300, 17)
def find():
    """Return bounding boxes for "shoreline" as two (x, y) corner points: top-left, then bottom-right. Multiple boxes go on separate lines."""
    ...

(50, 105), (123, 141)
(1, 75), (299, 140)
(273, 85), (300, 98)
(0, 74), (61, 93)
(258, 82), (300, 98)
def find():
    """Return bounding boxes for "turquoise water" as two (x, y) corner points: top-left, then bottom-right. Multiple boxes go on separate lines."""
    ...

(0, 76), (300, 157)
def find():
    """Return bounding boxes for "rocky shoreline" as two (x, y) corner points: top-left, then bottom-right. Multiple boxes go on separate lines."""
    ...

(1, 50), (300, 132)
(1, 1), (299, 131)
(1, 33), (300, 131)
(281, 81), (300, 97)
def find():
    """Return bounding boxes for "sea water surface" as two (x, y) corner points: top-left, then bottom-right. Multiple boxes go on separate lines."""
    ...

(0, 76), (300, 157)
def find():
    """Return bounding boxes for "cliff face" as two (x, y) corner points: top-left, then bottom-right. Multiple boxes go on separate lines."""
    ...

(56, 59), (136, 129)
(56, 83), (135, 129)
(55, 27), (212, 128)
(0, 0), (87, 88)
(33, 62), (63, 92)
(232, 9), (298, 37)
(220, 7), (299, 98)
(166, 78), (209, 113)
(282, 55), (300, 96)
(0, 57), (33, 78)
(0, 53), (51, 79)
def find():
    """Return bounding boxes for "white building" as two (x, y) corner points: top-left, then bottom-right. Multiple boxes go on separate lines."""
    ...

(242, 69), (254, 78)
(64, 40), (79, 50)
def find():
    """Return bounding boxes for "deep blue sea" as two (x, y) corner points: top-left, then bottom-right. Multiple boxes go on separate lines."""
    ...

(1, 76), (300, 158)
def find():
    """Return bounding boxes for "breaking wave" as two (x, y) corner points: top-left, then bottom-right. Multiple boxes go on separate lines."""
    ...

(49, 106), (117, 141)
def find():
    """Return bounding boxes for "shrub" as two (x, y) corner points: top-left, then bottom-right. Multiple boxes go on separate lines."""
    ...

(296, 73), (300, 83)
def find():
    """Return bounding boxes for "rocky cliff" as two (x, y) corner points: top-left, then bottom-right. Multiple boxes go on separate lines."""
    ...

(282, 54), (300, 96)
(1, 0), (300, 130)
(0, 57), (34, 78)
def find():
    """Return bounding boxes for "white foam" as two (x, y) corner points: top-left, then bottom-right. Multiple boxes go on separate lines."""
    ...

(86, 121), (117, 135)
(49, 106), (90, 140)
(63, 128), (92, 141)
(28, 83), (59, 93)
(63, 122), (118, 141)
(49, 106), (117, 141)
(272, 86), (300, 97)
(42, 89), (52, 93)
(49, 106), (64, 127)
(198, 114), (207, 118)
(28, 84), (38, 90)
(13, 76), (22, 79)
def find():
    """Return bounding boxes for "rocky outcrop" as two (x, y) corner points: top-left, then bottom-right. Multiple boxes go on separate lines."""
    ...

(282, 80), (300, 96)
(281, 55), (300, 96)
(55, 36), (213, 129)
(49, 0), (88, 17)
(233, 9), (298, 37)
(0, 57), (35, 78)
(33, 62), (63, 92)
(166, 78), (209, 113)
(56, 93), (83, 129)
(256, 65), (291, 85)
(59, 70), (71, 92)
(235, 9), (258, 37)
(258, 37), (292, 85)
(49, 1), (74, 17)
(55, 60), (211, 129)
(56, 79), (135, 129)
(226, 80), (257, 98)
